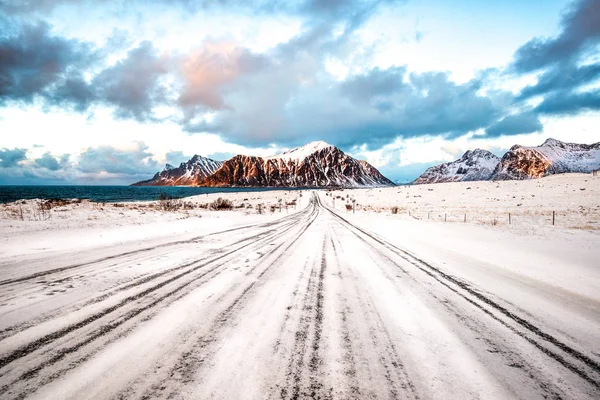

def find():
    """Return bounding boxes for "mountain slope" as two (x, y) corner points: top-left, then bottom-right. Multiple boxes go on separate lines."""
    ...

(492, 138), (600, 180)
(199, 141), (393, 187)
(132, 155), (222, 186)
(413, 149), (500, 184)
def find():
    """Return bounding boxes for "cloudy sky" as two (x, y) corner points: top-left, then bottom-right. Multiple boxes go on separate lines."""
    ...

(0, 0), (599, 184)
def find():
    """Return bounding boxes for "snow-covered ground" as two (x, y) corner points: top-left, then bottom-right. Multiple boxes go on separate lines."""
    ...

(0, 174), (599, 399)
(330, 172), (600, 233)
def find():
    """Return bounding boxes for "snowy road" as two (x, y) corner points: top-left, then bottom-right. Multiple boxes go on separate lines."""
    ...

(0, 193), (599, 399)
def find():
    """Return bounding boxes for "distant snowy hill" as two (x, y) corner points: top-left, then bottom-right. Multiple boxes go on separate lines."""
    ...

(200, 141), (393, 187)
(492, 138), (600, 180)
(132, 155), (222, 186)
(413, 149), (500, 184)
(413, 139), (600, 184)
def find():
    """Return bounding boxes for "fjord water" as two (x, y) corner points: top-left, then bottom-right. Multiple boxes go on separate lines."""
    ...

(0, 185), (295, 204)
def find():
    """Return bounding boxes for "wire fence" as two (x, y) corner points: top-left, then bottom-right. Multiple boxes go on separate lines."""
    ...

(328, 199), (600, 230)
(399, 208), (600, 229)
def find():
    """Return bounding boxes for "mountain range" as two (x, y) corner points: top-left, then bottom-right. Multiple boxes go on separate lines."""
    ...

(133, 141), (393, 187)
(132, 155), (222, 186)
(414, 138), (600, 184)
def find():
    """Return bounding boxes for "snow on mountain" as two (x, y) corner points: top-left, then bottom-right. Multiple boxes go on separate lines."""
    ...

(265, 141), (334, 162)
(132, 142), (393, 187)
(492, 138), (600, 180)
(132, 155), (222, 186)
(200, 142), (393, 187)
(413, 149), (500, 184)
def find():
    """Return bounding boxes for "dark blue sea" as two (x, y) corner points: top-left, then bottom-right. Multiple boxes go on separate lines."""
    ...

(0, 186), (298, 204)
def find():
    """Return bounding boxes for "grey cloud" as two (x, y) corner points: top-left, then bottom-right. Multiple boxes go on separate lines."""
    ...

(339, 67), (406, 104)
(77, 142), (159, 176)
(6, 0), (597, 158)
(2, 0), (399, 27)
(0, 144), (166, 185)
(186, 59), (499, 149)
(510, 0), (600, 121)
(0, 21), (168, 119)
(0, 21), (95, 105)
(177, 44), (268, 120)
(0, 148), (27, 168)
(0, 0), (84, 15)
(34, 152), (61, 170)
(535, 90), (600, 115)
(93, 41), (169, 121)
(513, 0), (600, 72)
(517, 62), (600, 100)
(484, 112), (543, 138)
(299, 0), (403, 31)
(47, 72), (97, 111)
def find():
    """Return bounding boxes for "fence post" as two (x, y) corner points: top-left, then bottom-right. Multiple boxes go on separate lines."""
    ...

(509, 212), (511, 225)
(428, 211), (430, 219)
(552, 211), (555, 225)
(464, 213), (466, 223)
(444, 213), (447, 222)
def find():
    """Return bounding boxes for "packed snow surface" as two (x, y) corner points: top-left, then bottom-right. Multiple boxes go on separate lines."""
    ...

(0, 174), (599, 399)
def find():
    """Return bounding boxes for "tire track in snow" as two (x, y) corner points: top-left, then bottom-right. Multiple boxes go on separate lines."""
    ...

(328, 234), (360, 399)
(0, 203), (319, 397)
(306, 239), (329, 399)
(328, 224), (418, 400)
(324, 200), (600, 392)
(129, 197), (320, 400)
(0, 211), (303, 287)
(0, 214), (304, 343)
(278, 226), (334, 400)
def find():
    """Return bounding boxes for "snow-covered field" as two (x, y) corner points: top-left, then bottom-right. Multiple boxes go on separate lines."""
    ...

(0, 174), (599, 399)
(331, 172), (600, 233)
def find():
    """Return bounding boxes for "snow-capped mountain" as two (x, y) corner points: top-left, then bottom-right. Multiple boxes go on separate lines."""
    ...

(412, 139), (600, 184)
(132, 155), (222, 186)
(199, 141), (393, 187)
(413, 149), (500, 184)
(492, 138), (600, 180)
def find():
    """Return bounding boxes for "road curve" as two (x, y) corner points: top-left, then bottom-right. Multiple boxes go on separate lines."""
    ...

(0, 193), (598, 399)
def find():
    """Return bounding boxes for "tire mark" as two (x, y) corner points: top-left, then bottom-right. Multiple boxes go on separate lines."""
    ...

(331, 227), (417, 400)
(0, 208), (304, 287)
(306, 239), (329, 399)
(433, 291), (565, 399)
(0, 227), (283, 342)
(281, 262), (317, 400)
(325, 202), (600, 390)
(138, 198), (320, 400)
(0, 206), (313, 380)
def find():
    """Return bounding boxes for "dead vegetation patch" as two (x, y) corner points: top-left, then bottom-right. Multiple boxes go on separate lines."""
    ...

(209, 197), (234, 210)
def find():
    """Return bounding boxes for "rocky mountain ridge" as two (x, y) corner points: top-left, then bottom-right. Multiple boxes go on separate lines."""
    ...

(413, 149), (500, 184)
(133, 141), (393, 188)
(414, 138), (600, 184)
(132, 155), (222, 186)
(492, 138), (600, 180)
